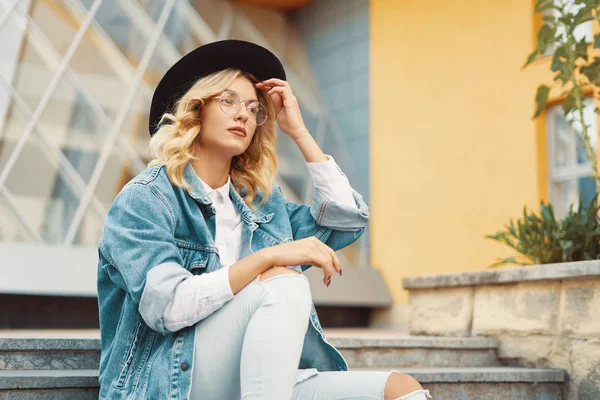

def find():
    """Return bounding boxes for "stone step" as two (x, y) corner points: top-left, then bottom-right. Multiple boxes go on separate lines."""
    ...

(326, 331), (502, 368)
(0, 367), (565, 400)
(0, 331), (505, 370)
(0, 369), (99, 400)
(353, 367), (566, 399)
(0, 338), (100, 370)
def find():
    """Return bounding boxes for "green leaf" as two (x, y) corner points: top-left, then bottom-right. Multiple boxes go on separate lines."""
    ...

(523, 49), (540, 69)
(574, 6), (594, 26)
(562, 89), (578, 116)
(535, 0), (557, 12)
(487, 257), (519, 269)
(594, 34), (600, 49)
(575, 38), (589, 61)
(580, 58), (600, 85)
(533, 84), (551, 118)
(554, 58), (573, 84)
(541, 203), (554, 221)
(537, 24), (556, 55)
(551, 45), (568, 72)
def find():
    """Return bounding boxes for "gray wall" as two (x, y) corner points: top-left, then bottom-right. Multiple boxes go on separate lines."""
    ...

(293, 0), (370, 203)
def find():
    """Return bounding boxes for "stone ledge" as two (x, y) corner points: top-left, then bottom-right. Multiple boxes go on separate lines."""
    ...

(403, 260), (600, 289)
(0, 338), (100, 351)
(328, 335), (499, 349)
(0, 370), (99, 389)
(0, 335), (500, 351)
(351, 367), (566, 383)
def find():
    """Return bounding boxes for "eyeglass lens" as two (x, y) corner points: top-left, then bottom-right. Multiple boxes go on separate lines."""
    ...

(218, 91), (267, 125)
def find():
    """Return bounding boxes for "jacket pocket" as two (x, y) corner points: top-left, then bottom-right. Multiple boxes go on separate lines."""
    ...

(174, 241), (209, 274)
(112, 321), (153, 390)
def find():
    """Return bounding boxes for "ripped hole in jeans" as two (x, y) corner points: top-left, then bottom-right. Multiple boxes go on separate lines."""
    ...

(256, 267), (305, 285)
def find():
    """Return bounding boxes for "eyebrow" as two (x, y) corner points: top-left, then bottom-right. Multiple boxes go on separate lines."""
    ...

(225, 88), (258, 103)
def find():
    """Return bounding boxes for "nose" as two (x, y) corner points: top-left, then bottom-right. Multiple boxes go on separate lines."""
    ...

(234, 105), (250, 123)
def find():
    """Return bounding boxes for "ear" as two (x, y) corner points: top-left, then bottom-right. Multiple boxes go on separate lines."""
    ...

(187, 98), (204, 113)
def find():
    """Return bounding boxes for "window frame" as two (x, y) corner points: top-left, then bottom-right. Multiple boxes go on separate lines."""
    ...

(545, 98), (598, 217)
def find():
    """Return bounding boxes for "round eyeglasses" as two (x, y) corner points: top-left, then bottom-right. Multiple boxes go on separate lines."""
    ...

(214, 90), (267, 126)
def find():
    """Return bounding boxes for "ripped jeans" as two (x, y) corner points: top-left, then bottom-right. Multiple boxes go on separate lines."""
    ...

(189, 271), (432, 400)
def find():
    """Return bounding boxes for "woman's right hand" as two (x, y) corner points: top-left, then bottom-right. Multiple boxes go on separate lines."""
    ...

(259, 237), (342, 287)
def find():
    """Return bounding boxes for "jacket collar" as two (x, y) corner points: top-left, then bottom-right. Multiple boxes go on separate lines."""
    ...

(182, 162), (273, 224)
(196, 173), (231, 202)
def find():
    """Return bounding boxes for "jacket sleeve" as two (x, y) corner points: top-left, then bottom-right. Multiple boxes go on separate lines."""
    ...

(98, 182), (192, 335)
(306, 154), (356, 210)
(162, 265), (234, 332)
(280, 179), (369, 272)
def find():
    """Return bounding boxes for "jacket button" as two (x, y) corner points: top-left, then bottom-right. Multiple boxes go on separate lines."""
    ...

(181, 362), (189, 371)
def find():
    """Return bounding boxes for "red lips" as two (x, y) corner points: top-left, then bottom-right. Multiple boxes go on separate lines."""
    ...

(228, 127), (246, 137)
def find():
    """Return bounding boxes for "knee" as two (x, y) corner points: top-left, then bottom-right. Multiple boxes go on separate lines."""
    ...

(257, 266), (301, 283)
(257, 267), (312, 312)
(383, 372), (423, 400)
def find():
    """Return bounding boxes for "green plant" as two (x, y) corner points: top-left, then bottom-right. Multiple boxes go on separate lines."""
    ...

(490, 0), (600, 268)
(486, 194), (600, 267)
(524, 0), (600, 189)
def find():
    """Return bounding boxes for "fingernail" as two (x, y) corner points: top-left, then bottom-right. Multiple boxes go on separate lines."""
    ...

(340, 269), (343, 276)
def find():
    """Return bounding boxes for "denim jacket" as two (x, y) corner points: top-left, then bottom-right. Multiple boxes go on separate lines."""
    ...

(96, 162), (370, 399)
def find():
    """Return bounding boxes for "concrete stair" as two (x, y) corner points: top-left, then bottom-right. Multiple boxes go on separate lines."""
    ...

(328, 331), (503, 368)
(0, 329), (566, 399)
(0, 370), (99, 400)
(327, 329), (566, 399)
(0, 337), (100, 370)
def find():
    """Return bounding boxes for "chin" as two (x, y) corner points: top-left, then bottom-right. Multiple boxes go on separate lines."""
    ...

(232, 146), (250, 157)
(222, 142), (250, 157)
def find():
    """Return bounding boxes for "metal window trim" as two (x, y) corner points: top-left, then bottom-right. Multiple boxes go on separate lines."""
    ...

(0, 76), (107, 218)
(0, 0), (19, 32)
(550, 165), (596, 182)
(0, 187), (43, 243)
(1, 0), (152, 218)
(117, 0), (182, 65)
(62, 0), (155, 98)
(0, 0), (104, 236)
(64, 0), (178, 244)
(174, 0), (217, 43)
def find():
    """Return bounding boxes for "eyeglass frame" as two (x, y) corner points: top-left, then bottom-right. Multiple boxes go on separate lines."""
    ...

(212, 90), (268, 126)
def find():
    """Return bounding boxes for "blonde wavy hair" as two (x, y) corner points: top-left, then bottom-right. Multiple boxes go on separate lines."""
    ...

(147, 68), (278, 211)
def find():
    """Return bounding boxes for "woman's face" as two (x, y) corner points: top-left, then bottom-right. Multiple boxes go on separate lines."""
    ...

(197, 76), (260, 157)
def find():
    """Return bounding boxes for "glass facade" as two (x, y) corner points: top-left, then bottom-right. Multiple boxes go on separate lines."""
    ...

(0, 0), (370, 267)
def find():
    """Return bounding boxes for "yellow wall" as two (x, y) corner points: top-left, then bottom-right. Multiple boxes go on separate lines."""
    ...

(370, 0), (557, 303)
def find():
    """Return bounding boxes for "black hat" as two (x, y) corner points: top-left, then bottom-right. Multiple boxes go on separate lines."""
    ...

(148, 39), (286, 137)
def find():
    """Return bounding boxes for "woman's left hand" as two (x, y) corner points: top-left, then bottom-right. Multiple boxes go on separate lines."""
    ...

(255, 78), (308, 141)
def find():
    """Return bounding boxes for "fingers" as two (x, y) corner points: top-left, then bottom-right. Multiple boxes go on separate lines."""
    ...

(266, 87), (297, 105)
(314, 237), (341, 275)
(331, 248), (341, 275)
(311, 249), (333, 286)
(256, 80), (295, 101)
(256, 78), (289, 88)
(267, 87), (287, 101)
(267, 87), (284, 95)
(307, 237), (340, 287)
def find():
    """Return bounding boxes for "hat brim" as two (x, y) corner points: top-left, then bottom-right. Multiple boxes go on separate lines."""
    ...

(148, 40), (286, 137)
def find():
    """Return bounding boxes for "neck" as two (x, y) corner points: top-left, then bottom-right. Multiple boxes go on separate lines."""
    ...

(190, 145), (232, 190)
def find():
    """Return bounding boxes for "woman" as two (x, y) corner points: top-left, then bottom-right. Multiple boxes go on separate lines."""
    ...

(96, 40), (432, 400)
